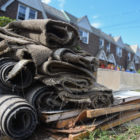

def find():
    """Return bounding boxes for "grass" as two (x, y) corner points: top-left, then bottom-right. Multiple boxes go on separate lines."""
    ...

(82, 125), (140, 140)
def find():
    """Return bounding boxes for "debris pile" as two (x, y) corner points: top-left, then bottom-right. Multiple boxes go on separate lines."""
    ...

(40, 91), (140, 140)
(0, 19), (113, 139)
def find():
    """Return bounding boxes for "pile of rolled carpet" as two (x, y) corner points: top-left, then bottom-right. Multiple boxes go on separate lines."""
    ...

(0, 19), (113, 139)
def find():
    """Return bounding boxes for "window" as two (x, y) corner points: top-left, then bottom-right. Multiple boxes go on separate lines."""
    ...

(106, 43), (110, 52)
(99, 38), (104, 48)
(29, 9), (36, 19)
(17, 5), (26, 20)
(116, 47), (122, 57)
(79, 29), (89, 44)
(135, 55), (139, 64)
(17, 4), (37, 20)
(128, 52), (131, 61)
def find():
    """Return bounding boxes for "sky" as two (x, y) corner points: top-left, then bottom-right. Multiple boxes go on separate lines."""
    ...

(41, 0), (140, 46)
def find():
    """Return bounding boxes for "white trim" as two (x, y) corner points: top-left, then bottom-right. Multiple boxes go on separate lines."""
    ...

(128, 52), (131, 61)
(37, 0), (47, 19)
(62, 10), (70, 22)
(77, 16), (92, 32)
(0, 0), (14, 11)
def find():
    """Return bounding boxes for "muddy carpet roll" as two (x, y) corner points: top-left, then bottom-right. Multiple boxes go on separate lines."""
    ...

(53, 48), (94, 70)
(0, 95), (38, 140)
(40, 59), (94, 78)
(0, 58), (35, 92)
(25, 83), (63, 111)
(58, 89), (113, 109)
(5, 19), (79, 49)
(37, 74), (94, 93)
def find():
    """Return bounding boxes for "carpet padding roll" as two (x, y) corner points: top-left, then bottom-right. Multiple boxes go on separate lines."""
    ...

(0, 95), (38, 140)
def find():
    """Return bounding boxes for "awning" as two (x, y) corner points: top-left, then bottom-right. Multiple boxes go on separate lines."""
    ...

(107, 53), (116, 65)
(96, 49), (107, 61)
(127, 61), (136, 71)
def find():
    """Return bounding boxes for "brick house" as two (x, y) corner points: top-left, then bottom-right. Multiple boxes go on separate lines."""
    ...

(0, 0), (140, 71)
(0, 0), (46, 20)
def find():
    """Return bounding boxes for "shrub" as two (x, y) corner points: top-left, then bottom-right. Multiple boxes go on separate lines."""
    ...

(137, 69), (140, 73)
(0, 16), (14, 27)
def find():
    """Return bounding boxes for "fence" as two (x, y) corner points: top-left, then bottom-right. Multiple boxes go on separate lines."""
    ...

(97, 68), (140, 91)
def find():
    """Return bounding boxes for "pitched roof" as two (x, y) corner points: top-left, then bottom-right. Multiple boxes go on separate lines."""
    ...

(130, 44), (138, 53)
(42, 3), (68, 21)
(125, 44), (134, 53)
(0, 0), (9, 7)
(64, 11), (78, 24)
(113, 36), (121, 42)
(0, 0), (14, 11)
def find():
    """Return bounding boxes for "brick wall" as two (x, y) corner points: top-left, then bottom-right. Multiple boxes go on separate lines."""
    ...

(79, 32), (99, 56)
(0, 0), (18, 19)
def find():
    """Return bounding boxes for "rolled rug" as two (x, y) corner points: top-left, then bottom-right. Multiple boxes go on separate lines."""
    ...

(53, 48), (93, 70)
(25, 44), (52, 66)
(0, 29), (32, 45)
(58, 89), (113, 109)
(0, 58), (35, 92)
(5, 19), (79, 49)
(39, 59), (95, 79)
(37, 74), (94, 93)
(25, 83), (64, 112)
(0, 95), (38, 140)
(84, 56), (99, 72)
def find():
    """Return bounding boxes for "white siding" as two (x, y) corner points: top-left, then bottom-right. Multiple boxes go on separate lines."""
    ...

(77, 17), (92, 32)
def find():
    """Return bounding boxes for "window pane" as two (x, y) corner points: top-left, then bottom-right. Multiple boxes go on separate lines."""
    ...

(29, 9), (36, 19)
(79, 29), (89, 44)
(18, 5), (26, 20)
(82, 37), (87, 43)
(79, 30), (83, 36)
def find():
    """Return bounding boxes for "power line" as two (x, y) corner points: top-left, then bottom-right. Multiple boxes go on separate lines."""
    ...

(103, 25), (140, 31)
(102, 18), (140, 29)
(96, 9), (140, 20)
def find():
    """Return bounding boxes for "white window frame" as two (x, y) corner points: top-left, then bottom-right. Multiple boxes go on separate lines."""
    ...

(99, 38), (104, 48)
(106, 43), (110, 52)
(79, 29), (89, 44)
(116, 47), (122, 57)
(17, 4), (38, 20)
(128, 52), (131, 61)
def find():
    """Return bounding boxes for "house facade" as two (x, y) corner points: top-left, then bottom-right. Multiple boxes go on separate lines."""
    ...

(0, 0), (140, 71)
(0, 0), (46, 20)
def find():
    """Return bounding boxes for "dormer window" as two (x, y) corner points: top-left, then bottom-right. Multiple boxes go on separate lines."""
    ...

(99, 38), (104, 48)
(79, 29), (89, 44)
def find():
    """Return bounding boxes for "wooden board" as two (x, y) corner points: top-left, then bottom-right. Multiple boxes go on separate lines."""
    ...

(55, 110), (87, 129)
(87, 103), (140, 118)
(101, 110), (140, 130)
(68, 114), (118, 140)
(42, 110), (82, 123)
